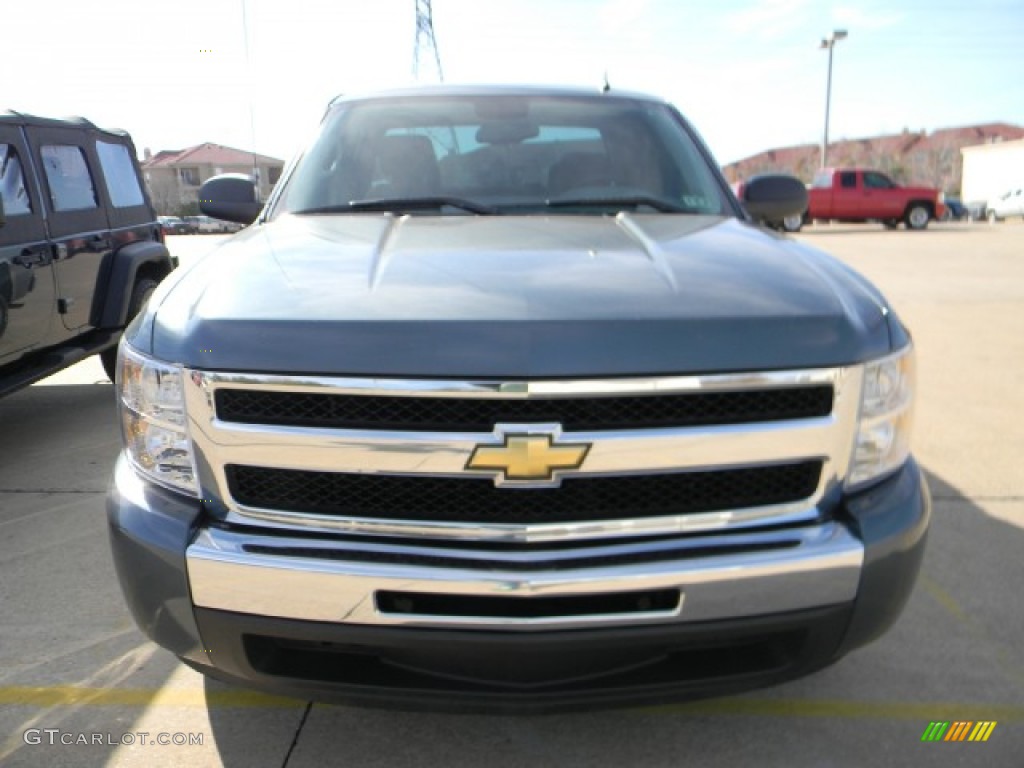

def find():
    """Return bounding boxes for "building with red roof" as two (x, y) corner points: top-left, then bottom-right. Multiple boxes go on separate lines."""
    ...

(141, 142), (285, 215)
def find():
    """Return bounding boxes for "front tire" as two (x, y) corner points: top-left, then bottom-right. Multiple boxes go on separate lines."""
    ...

(100, 276), (159, 381)
(905, 204), (930, 230)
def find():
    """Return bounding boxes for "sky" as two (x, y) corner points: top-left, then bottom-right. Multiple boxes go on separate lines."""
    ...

(5, 0), (1023, 166)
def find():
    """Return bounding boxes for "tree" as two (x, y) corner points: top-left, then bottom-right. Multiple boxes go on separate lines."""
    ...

(176, 201), (199, 217)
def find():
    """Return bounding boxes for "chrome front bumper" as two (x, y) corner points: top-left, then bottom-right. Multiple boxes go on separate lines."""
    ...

(186, 521), (863, 631)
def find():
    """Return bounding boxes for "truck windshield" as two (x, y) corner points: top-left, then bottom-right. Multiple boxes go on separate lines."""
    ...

(276, 94), (729, 217)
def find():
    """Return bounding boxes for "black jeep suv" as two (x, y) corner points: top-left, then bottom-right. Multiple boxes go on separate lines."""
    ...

(0, 112), (174, 396)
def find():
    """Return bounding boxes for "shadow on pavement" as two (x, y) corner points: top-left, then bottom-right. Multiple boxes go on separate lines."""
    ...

(5, 383), (1019, 765)
(0, 383), (177, 765)
(202, 466), (1023, 768)
(3, 381), (1021, 766)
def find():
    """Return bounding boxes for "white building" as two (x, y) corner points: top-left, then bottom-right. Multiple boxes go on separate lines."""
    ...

(960, 138), (1024, 206)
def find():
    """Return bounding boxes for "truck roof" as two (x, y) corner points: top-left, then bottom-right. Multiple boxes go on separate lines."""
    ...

(327, 83), (672, 109)
(819, 167), (895, 174)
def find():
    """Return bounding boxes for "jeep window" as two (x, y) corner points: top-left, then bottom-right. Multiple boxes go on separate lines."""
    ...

(278, 95), (728, 217)
(40, 144), (98, 211)
(96, 141), (145, 208)
(0, 144), (32, 216)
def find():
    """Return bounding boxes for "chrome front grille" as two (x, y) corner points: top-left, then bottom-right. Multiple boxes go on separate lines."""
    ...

(182, 368), (862, 543)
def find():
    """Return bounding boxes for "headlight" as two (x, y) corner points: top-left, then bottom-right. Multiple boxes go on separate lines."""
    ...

(118, 345), (198, 496)
(846, 344), (915, 490)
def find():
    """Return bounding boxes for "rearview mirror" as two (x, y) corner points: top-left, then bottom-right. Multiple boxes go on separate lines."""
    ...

(476, 120), (539, 145)
(199, 174), (262, 225)
(739, 174), (808, 222)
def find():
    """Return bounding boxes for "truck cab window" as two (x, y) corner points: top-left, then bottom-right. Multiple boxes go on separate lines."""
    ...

(864, 172), (894, 189)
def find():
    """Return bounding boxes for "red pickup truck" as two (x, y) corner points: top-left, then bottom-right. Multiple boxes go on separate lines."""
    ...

(798, 168), (945, 231)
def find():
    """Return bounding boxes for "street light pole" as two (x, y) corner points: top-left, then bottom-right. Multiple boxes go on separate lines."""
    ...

(820, 29), (848, 168)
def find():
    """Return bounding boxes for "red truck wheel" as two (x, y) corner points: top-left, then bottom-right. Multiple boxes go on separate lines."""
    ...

(905, 204), (930, 230)
(782, 214), (803, 232)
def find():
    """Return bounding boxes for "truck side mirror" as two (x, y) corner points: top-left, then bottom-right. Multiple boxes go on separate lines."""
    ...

(740, 174), (808, 223)
(199, 174), (262, 225)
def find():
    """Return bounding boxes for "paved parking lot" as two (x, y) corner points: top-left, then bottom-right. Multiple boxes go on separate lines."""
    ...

(1, 225), (1022, 767)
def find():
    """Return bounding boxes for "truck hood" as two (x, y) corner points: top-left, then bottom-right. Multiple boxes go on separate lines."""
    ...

(142, 214), (893, 377)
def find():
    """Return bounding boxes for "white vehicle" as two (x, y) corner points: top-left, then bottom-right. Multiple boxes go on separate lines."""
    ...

(986, 188), (1024, 222)
(182, 214), (237, 234)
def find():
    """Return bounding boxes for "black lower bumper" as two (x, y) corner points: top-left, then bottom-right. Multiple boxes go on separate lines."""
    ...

(108, 456), (930, 713)
(189, 604), (852, 714)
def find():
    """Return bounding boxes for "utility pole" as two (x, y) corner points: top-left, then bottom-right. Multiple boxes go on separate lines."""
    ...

(414, 0), (444, 82)
(820, 29), (848, 168)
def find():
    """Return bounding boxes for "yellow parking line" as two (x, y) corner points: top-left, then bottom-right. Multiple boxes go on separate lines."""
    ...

(920, 576), (968, 622)
(1, 686), (1022, 720)
(0, 686), (302, 709)
(921, 575), (1024, 687)
(640, 699), (1024, 721)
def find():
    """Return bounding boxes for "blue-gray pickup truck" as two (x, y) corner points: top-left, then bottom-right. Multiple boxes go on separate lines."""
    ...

(107, 86), (929, 713)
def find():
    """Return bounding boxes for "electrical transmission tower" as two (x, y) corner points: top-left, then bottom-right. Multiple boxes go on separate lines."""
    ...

(414, 0), (444, 82)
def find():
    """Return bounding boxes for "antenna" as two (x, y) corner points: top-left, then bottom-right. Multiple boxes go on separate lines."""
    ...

(240, 0), (259, 196)
(414, 0), (444, 82)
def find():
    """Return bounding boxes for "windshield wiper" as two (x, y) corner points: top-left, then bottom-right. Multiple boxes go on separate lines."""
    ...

(296, 197), (497, 215)
(545, 195), (691, 213)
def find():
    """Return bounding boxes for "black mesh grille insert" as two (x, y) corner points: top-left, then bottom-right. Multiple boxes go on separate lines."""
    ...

(226, 461), (822, 524)
(214, 385), (834, 432)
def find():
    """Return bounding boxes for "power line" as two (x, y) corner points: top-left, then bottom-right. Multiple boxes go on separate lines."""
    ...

(240, 0), (260, 195)
(414, 0), (444, 82)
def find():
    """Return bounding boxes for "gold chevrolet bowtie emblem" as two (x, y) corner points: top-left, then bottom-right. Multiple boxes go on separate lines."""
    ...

(466, 434), (590, 482)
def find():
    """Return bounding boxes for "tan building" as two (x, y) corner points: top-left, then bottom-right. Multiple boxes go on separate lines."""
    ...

(141, 143), (284, 215)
